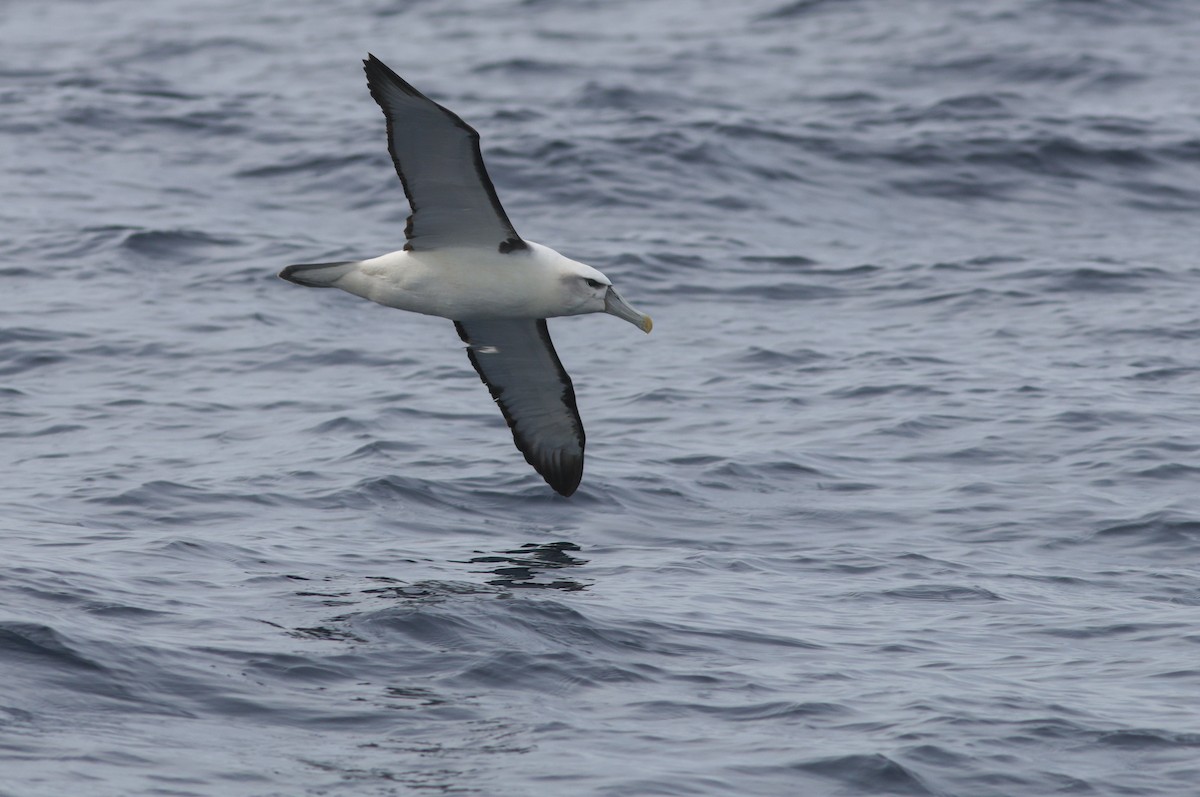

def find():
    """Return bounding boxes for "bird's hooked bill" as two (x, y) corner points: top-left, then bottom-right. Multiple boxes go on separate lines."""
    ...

(604, 287), (653, 333)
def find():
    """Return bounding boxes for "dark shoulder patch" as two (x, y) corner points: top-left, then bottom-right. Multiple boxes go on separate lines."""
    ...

(498, 237), (528, 254)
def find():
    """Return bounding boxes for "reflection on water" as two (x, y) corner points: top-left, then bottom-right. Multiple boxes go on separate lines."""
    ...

(465, 541), (588, 591)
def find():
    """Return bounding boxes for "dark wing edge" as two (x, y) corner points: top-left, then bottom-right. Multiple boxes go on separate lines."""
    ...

(455, 319), (585, 496)
(363, 54), (526, 253)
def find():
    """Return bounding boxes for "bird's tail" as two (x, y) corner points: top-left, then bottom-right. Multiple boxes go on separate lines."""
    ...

(278, 261), (356, 288)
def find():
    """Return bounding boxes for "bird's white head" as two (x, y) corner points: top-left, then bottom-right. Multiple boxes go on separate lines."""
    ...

(546, 249), (653, 333)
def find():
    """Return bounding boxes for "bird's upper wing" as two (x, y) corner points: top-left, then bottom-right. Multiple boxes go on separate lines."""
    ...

(454, 319), (584, 496)
(363, 55), (526, 253)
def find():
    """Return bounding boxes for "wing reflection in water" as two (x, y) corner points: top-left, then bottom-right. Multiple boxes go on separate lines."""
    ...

(465, 541), (589, 592)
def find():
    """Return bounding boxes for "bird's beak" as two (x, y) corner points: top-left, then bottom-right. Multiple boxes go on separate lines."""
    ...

(604, 287), (653, 333)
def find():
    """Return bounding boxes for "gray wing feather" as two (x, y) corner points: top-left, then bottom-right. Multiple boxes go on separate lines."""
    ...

(364, 55), (526, 253)
(454, 319), (584, 496)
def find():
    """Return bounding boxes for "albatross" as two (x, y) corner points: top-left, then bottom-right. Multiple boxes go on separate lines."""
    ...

(279, 55), (652, 497)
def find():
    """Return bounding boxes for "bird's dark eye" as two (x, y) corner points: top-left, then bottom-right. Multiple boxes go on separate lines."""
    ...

(584, 278), (604, 289)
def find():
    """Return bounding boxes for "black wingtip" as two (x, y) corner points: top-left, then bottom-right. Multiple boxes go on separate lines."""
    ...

(534, 443), (584, 497)
(547, 464), (583, 497)
(363, 53), (425, 100)
(363, 53), (386, 80)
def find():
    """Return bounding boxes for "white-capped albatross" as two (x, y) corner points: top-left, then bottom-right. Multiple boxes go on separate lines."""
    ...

(279, 55), (652, 497)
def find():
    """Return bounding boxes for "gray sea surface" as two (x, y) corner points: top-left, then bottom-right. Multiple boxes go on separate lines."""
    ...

(5, 0), (1200, 794)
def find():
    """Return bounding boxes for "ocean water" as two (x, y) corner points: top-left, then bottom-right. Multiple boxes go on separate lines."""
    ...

(4, 0), (1200, 794)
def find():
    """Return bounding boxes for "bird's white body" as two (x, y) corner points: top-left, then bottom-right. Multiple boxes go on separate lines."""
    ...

(330, 240), (612, 320)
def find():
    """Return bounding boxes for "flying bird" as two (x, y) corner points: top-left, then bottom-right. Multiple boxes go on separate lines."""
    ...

(280, 55), (652, 497)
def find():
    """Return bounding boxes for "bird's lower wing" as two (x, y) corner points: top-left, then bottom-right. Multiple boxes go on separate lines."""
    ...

(454, 319), (585, 496)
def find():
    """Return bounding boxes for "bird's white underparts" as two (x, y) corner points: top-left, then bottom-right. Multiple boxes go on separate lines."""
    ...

(280, 55), (651, 497)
